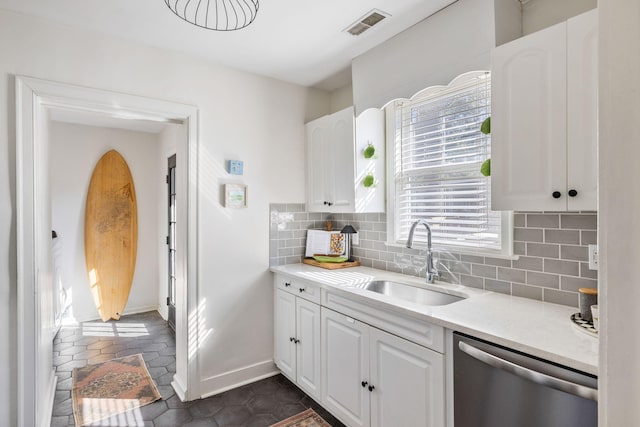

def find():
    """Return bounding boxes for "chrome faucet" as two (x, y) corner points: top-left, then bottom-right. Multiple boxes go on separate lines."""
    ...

(406, 219), (439, 284)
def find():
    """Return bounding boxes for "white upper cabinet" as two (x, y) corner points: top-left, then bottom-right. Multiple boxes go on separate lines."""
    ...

(491, 9), (598, 211)
(567, 9), (598, 211)
(306, 107), (385, 213)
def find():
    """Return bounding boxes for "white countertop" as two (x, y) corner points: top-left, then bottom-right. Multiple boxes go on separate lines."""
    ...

(270, 263), (598, 376)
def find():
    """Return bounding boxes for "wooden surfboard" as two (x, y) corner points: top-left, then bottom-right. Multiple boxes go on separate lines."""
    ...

(85, 150), (138, 321)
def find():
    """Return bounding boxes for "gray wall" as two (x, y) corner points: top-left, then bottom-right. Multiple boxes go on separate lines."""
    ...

(269, 204), (597, 308)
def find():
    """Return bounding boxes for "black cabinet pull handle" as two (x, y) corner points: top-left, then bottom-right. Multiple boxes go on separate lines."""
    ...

(568, 189), (578, 197)
(299, 288), (305, 293)
(284, 282), (291, 287)
(361, 381), (368, 388)
(368, 385), (375, 392)
(552, 191), (562, 199)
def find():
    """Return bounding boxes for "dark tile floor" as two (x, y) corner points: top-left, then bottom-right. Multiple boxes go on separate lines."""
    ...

(50, 311), (345, 427)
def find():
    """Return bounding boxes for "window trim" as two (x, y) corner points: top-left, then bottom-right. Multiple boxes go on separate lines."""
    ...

(385, 72), (514, 258)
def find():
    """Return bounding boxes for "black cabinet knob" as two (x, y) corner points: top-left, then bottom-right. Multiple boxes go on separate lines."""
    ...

(289, 337), (295, 342)
(323, 201), (328, 205)
(284, 282), (291, 287)
(552, 191), (562, 199)
(368, 385), (375, 392)
(299, 288), (305, 293)
(568, 189), (578, 197)
(294, 338), (300, 344)
(361, 381), (368, 388)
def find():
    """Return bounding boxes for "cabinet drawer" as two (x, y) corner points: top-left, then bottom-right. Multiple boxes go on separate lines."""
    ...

(324, 291), (444, 353)
(275, 274), (321, 305)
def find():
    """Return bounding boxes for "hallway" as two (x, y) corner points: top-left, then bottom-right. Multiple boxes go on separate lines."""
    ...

(50, 311), (343, 427)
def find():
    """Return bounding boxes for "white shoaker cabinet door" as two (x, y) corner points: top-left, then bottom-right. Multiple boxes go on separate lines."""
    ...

(492, 9), (598, 211)
(321, 308), (370, 427)
(274, 290), (297, 380)
(306, 115), (330, 212)
(305, 108), (354, 213)
(567, 9), (598, 211)
(369, 327), (445, 427)
(305, 107), (385, 213)
(296, 297), (321, 401)
(328, 107), (356, 212)
(491, 21), (568, 211)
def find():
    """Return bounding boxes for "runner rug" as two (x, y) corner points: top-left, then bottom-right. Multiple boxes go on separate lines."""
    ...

(72, 353), (161, 426)
(270, 408), (332, 427)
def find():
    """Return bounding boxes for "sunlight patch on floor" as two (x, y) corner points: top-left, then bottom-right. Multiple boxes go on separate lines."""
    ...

(82, 398), (144, 426)
(82, 322), (150, 337)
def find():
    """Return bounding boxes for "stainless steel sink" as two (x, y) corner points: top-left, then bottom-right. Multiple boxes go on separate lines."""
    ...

(363, 280), (464, 306)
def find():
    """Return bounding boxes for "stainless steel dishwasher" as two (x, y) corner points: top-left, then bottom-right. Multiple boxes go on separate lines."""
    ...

(453, 332), (597, 427)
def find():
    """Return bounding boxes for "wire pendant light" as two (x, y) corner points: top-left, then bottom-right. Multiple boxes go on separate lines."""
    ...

(165, 0), (259, 31)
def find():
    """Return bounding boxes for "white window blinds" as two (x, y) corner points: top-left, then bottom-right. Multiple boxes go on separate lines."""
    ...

(392, 72), (502, 251)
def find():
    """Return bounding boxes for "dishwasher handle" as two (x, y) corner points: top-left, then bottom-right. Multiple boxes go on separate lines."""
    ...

(458, 341), (598, 401)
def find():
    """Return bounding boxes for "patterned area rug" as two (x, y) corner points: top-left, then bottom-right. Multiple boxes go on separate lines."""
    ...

(72, 353), (161, 426)
(270, 408), (332, 427)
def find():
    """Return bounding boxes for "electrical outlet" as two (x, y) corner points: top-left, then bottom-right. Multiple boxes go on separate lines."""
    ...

(588, 244), (599, 270)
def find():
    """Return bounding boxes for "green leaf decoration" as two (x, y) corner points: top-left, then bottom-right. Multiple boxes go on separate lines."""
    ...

(480, 116), (491, 135)
(363, 174), (375, 188)
(480, 158), (491, 177)
(363, 143), (376, 159)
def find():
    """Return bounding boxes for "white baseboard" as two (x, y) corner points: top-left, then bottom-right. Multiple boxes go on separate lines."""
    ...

(41, 369), (57, 427)
(172, 375), (188, 402)
(199, 360), (279, 399)
(73, 305), (160, 323)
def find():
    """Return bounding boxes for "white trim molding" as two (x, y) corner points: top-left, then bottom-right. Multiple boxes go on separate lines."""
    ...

(15, 76), (201, 426)
(199, 360), (279, 399)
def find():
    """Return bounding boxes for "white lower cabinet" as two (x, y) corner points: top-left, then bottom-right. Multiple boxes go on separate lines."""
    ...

(274, 289), (321, 401)
(321, 307), (445, 427)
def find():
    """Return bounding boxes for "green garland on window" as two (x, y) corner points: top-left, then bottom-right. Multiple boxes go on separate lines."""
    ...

(480, 116), (491, 177)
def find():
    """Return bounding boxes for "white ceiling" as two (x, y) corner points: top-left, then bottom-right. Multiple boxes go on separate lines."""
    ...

(0, 0), (455, 91)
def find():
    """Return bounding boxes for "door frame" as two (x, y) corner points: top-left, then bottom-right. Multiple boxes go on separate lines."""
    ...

(15, 76), (201, 426)
(167, 154), (177, 331)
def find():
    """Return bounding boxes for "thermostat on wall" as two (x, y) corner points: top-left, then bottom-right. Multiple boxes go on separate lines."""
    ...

(227, 160), (244, 175)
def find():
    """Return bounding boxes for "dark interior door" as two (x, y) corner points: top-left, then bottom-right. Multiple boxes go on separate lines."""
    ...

(167, 154), (176, 331)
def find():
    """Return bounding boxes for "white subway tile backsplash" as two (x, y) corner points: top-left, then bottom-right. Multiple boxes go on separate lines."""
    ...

(269, 205), (597, 308)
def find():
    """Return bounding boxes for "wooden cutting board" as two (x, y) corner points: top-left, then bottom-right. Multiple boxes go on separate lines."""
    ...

(85, 150), (138, 321)
(303, 258), (361, 270)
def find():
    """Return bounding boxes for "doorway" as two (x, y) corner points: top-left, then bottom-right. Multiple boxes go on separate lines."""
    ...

(15, 76), (201, 427)
(167, 154), (177, 331)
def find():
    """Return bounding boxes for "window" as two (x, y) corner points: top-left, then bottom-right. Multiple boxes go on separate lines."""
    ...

(388, 71), (512, 255)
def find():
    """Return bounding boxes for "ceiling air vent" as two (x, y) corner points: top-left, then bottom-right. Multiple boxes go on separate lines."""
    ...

(345, 9), (389, 36)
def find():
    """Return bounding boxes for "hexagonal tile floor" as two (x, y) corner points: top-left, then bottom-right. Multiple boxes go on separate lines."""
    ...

(50, 311), (344, 427)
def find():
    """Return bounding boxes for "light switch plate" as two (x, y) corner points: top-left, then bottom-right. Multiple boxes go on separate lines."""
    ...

(227, 160), (244, 175)
(588, 244), (599, 270)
